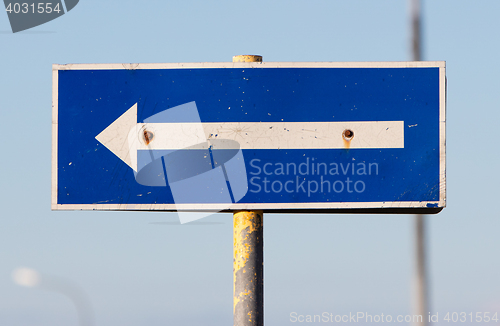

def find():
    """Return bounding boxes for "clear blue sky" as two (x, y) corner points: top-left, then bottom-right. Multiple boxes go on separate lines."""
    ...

(1, 1), (499, 325)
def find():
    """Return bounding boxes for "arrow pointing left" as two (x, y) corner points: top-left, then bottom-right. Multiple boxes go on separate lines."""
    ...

(96, 102), (405, 173)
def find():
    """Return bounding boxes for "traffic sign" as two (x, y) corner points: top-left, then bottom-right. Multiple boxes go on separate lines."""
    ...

(52, 61), (446, 213)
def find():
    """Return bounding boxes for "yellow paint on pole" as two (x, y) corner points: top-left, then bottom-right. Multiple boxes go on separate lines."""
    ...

(233, 211), (263, 273)
(233, 54), (264, 326)
(233, 210), (263, 324)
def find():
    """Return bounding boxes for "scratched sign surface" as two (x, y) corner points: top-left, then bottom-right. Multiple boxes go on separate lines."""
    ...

(52, 62), (446, 213)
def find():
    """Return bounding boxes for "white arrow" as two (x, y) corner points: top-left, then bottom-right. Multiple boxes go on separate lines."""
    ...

(96, 103), (404, 172)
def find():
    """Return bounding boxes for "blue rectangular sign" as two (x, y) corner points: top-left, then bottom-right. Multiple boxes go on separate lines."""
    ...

(52, 62), (446, 213)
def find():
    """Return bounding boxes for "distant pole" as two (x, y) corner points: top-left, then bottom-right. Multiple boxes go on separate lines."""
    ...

(232, 54), (264, 326)
(411, 0), (422, 61)
(410, 1), (427, 325)
(413, 214), (427, 325)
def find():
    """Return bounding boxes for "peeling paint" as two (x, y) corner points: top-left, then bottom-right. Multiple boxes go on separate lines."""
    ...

(233, 210), (263, 326)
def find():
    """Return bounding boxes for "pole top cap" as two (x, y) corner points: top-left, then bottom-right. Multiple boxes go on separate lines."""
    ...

(232, 55), (263, 63)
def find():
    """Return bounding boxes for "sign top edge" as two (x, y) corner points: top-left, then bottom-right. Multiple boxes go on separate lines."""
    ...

(52, 61), (445, 71)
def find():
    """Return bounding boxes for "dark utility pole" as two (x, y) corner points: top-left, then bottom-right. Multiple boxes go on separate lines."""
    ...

(410, 1), (428, 325)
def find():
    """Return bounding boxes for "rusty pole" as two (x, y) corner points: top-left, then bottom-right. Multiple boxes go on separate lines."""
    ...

(410, 1), (428, 325)
(232, 54), (264, 326)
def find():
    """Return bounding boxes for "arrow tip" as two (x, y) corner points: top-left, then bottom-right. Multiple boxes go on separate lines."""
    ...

(96, 103), (138, 171)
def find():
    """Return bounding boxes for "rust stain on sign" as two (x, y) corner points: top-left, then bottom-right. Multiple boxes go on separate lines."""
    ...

(342, 129), (354, 149)
(142, 130), (154, 145)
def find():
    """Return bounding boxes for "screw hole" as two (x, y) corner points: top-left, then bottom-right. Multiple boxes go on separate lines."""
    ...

(143, 130), (154, 145)
(342, 129), (354, 141)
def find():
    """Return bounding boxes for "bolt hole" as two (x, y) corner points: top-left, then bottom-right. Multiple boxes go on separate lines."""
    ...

(343, 129), (354, 141)
(143, 130), (154, 145)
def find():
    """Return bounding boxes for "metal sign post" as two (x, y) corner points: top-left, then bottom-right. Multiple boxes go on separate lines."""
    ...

(232, 55), (264, 326)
